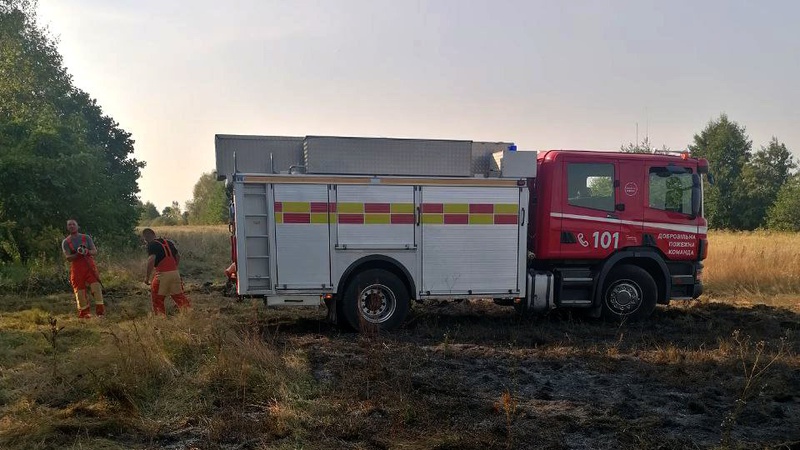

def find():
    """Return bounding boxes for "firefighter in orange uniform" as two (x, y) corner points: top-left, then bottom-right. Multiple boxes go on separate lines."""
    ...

(62, 219), (105, 318)
(142, 228), (191, 314)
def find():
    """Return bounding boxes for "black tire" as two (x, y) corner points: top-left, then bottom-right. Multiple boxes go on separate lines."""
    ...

(601, 264), (657, 322)
(340, 268), (410, 332)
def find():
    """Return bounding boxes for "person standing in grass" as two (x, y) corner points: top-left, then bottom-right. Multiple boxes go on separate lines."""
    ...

(62, 219), (105, 318)
(142, 228), (191, 315)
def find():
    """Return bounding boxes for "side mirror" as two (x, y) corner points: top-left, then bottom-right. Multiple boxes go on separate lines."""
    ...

(691, 174), (702, 219)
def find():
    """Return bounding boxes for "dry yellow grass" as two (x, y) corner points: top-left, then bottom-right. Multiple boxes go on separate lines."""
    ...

(130, 225), (231, 284)
(705, 231), (800, 304)
(0, 303), (315, 449)
(134, 225), (229, 256)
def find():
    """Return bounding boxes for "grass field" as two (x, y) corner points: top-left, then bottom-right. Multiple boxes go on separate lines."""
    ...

(0, 227), (797, 449)
(705, 231), (800, 302)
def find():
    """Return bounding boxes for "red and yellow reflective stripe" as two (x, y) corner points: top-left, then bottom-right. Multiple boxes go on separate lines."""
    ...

(420, 203), (517, 225)
(274, 202), (517, 225)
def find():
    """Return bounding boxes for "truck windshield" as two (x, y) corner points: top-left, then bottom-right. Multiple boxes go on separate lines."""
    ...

(648, 168), (694, 215)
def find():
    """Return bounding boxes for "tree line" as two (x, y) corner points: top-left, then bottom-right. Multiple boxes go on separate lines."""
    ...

(622, 114), (799, 231)
(137, 171), (228, 226)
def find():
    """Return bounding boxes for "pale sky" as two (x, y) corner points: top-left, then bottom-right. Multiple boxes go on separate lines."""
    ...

(37, 0), (800, 211)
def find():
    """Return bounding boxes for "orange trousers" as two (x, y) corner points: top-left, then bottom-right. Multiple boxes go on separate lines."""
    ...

(151, 270), (191, 315)
(70, 261), (104, 317)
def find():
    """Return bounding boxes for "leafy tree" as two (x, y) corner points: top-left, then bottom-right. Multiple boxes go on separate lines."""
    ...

(741, 138), (796, 229)
(186, 171), (228, 225)
(0, 0), (143, 262)
(0, 0), (71, 125)
(766, 175), (800, 231)
(688, 114), (752, 229)
(156, 201), (186, 226)
(137, 200), (160, 224)
(620, 136), (670, 154)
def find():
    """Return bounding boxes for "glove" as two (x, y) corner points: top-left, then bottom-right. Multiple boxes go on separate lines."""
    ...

(77, 246), (88, 255)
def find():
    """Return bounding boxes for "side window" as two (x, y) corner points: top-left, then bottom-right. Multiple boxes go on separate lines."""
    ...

(648, 167), (693, 214)
(567, 163), (615, 211)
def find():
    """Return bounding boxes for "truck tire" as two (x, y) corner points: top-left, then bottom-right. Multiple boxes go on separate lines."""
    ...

(340, 268), (410, 331)
(601, 264), (657, 322)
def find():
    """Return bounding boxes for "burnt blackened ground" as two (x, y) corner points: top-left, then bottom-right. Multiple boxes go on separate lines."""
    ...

(260, 298), (799, 449)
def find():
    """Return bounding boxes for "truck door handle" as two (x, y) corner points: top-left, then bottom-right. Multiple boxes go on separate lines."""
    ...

(416, 206), (421, 226)
(520, 207), (525, 226)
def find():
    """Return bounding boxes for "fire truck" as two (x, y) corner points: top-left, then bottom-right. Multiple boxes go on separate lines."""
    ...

(215, 135), (708, 329)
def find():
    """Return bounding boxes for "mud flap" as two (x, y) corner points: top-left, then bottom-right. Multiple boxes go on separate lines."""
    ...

(324, 296), (338, 324)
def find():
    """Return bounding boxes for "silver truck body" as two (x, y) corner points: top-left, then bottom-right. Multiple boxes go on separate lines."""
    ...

(217, 135), (537, 310)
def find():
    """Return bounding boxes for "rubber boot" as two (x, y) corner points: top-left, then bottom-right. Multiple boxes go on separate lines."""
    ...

(95, 303), (105, 318)
(78, 307), (92, 319)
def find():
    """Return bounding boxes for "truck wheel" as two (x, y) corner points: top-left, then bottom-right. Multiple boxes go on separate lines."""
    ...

(341, 268), (410, 331)
(601, 265), (657, 322)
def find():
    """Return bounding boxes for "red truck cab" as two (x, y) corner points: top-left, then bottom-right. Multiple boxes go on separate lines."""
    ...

(526, 150), (708, 319)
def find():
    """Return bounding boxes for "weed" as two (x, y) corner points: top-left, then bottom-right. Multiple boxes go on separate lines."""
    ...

(720, 329), (787, 447)
(606, 325), (626, 356)
(494, 388), (518, 449)
(40, 315), (65, 380)
(442, 330), (451, 358)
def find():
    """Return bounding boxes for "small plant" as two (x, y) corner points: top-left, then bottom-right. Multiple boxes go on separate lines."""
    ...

(40, 315), (65, 380)
(720, 329), (786, 447)
(357, 317), (383, 401)
(607, 325), (626, 356)
(442, 330), (451, 358)
(494, 388), (518, 449)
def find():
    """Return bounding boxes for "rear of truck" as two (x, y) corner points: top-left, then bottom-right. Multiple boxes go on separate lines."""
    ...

(218, 135), (535, 330)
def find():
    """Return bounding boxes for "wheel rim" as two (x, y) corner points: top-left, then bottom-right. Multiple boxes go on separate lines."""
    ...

(605, 279), (642, 315)
(358, 283), (397, 324)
